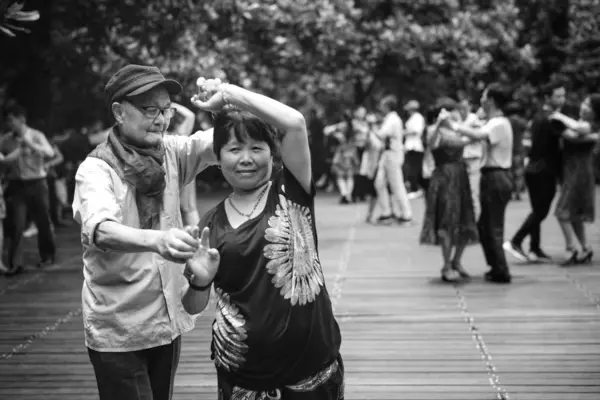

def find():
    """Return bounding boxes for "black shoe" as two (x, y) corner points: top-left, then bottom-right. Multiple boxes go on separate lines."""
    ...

(38, 256), (56, 269)
(577, 248), (593, 264)
(561, 249), (579, 266)
(396, 216), (413, 224)
(484, 270), (512, 284)
(3, 265), (24, 277)
(376, 215), (395, 225)
(529, 248), (552, 263)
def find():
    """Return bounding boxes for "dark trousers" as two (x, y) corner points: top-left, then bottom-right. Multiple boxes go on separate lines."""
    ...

(478, 169), (513, 276)
(5, 179), (55, 268)
(88, 337), (182, 400)
(511, 171), (557, 250)
(403, 150), (424, 192)
(47, 176), (60, 226)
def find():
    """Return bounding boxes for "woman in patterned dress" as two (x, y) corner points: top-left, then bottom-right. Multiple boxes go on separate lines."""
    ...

(182, 78), (343, 400)
(419, 99), (479, 282)
(549, 94), (600, 265)
(331, 114), (360, 204)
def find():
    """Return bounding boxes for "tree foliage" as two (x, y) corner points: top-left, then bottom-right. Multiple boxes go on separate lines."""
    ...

(1, 0), (599, 132)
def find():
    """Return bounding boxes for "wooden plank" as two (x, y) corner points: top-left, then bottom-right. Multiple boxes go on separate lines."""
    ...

(0, 189), (599, 399)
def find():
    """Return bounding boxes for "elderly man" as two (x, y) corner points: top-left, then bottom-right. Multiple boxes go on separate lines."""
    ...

(72, 65), (217, 400)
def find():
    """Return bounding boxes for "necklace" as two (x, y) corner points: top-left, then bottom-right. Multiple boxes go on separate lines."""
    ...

(228, 182), (270, 218)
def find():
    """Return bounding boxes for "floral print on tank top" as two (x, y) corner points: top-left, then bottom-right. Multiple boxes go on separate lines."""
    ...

(263, 186), (324, 306)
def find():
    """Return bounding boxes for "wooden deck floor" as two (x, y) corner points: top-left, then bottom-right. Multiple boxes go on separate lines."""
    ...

(1, 188), (599, 400)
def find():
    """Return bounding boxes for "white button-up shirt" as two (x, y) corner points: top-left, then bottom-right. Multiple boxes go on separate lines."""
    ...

(72, 131), (216, 351)
(403, 112), (425, 153)
(377, 111), (404, 154)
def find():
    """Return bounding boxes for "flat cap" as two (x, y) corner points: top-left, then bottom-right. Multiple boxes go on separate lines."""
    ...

(105, 64), (182, 103)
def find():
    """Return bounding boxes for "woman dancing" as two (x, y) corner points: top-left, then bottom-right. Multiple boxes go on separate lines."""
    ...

(419, 100), (478, 281)
(549, 94), (599, 265)
(182, 78), (344, 400)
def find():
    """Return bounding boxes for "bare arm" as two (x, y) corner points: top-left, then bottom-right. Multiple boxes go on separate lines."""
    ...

(182, 285), (212, 315)
(551, 112), (591, 135)
(0, 147), (21, 164)
(44, 145), (64, 169)
(563, 130), (599, 143)
(452, 122), (489, 141)
(171, 103), (196, 137)
(24, 131), (54, 158)
(323, 121), (347, 136)
(222, 84), (311, 192)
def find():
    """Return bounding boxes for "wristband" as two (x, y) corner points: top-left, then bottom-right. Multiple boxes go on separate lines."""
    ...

(186, 273), (213, 291)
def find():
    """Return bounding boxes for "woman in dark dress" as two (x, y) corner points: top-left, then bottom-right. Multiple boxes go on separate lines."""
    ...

(419, 100), (479, 282)
(550, 94), (600, 265)
(183, 78), (343, 399)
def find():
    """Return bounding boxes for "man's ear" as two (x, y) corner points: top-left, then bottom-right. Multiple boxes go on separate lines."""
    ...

(111, 102), (125, 124)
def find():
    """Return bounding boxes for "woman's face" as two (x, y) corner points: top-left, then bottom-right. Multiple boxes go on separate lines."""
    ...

(579, 97), (595, 122)
(354, 107), (367, 120)
(219, 134), (273, 191)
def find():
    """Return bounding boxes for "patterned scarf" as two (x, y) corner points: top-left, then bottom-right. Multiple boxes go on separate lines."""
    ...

(88, 126), (166, 229)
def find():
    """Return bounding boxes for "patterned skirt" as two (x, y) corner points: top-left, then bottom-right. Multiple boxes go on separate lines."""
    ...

(0, 184), (5, 220)
(419, 161), (479, 245)
(511, 154), (526, 193)
(555, 150), (596, 223)
(217, 356), (344, 400)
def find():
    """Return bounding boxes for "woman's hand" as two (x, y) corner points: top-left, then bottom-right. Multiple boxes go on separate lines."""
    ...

(190, 77), (229, 112)
(185, 227), (220, 287)
(563, 129), (578, 140)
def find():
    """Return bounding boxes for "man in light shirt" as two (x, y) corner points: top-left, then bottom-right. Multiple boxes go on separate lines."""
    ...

(459, 98), (484, 219)
(0, 102), (56, 275)
(373, 95), (412, 224)
(452, 83), (514, 284)
(72, 65), (217, 400)
(403, 100), (426, 199)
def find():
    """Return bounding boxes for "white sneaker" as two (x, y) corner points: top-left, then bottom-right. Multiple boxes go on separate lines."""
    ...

(502, 241), (529, 262)
(23, 224), (38, 238)
(407, 189), (424, 200)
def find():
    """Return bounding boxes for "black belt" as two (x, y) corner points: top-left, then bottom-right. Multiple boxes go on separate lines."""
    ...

(481, 166), (509, 173)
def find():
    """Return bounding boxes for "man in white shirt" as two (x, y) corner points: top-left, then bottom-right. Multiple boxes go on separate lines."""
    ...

(373, 95), (412, 224)
(453, 83), (514, 284)
(403, 100), (426, 198)
(459, 99), (484, 218)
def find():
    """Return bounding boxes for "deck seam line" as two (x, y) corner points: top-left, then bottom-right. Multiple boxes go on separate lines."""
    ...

(0, 254), (82, 297)
(330, 204), (360, 321)
(454, 286), (510, 400)
(562, 271), (600, 310)
(0, 308), (83, 361)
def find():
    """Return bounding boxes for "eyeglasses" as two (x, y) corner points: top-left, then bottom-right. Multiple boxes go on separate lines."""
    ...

(124, 101), (177, 120)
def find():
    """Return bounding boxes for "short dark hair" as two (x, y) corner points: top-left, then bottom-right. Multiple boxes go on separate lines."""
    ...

(541, 79), (567, 98)
(380, 95), (398, 111)
(425, 97), (458, 124)
(485, 83), (512, 112)
(212, 108), (279, 160)
(588, 93), (600, 123)
(2, 101), (26, 119)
